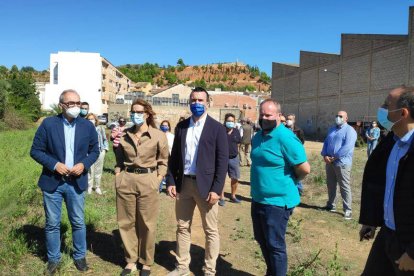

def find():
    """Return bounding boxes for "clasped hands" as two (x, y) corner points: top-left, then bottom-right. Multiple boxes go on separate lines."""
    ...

(55, 162), (84, 177)
(323, 156), (336, 164)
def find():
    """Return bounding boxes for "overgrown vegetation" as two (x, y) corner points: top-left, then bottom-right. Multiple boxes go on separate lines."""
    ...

(0, 65), (42, 131)
(288, 243), (344, 276)
(117, 60), (270, 92)
(118, 63), (162, 83)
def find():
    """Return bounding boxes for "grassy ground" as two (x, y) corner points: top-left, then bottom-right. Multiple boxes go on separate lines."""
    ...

(0, 130), (372, 275)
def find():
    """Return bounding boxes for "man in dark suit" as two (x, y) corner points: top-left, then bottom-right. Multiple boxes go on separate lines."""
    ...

(30, 89), (99, 275)
(167, 87), (229, 276)
(359, 86), (414, 275)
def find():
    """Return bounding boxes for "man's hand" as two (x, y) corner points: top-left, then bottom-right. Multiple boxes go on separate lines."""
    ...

(323, 156), (334, 164)
(70, 163), (85, 176)
(359, 225), (376, 241)
(206, 192), (220, 205)
(167, 185), (177, 199)
(55, 162), (70, 175)
(396, 252), (414, 271)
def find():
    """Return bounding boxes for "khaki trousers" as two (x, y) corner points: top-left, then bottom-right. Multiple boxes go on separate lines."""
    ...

(116, 171), (160, 265)
(175, 177), (220, 275)
(239, 143), (251, 166)
(88, 150), (106, 188)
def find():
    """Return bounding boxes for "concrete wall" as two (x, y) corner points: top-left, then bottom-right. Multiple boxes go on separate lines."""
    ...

(271, 6), (414, 138)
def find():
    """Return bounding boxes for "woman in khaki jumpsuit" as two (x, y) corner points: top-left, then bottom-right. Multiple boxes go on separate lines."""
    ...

(114, 99), (169, 276)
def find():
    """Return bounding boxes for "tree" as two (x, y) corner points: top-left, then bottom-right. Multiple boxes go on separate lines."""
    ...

(259, 72), (271, 84)
(0, 68), (41, 128)
(0, 80), (11, 119)
(21, 66), (35, 73)
(164, 72), (178, 85)
(177, 58), (185, 67)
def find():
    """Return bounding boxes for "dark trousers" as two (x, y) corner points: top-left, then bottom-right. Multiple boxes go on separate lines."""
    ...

(363, 227), (414, 276)
(251, 201), (293, 276)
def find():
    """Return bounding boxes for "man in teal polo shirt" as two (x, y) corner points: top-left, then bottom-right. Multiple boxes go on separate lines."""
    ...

(251, 99), (310, 276)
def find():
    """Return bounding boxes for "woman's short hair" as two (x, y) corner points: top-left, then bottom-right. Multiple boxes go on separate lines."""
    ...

(224, 113), (235, 122)
(86, 113), (98, 126)
(160, 120), (171, 129)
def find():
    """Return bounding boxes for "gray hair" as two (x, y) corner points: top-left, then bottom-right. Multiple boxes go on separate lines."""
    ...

(59, 89), (79, 103)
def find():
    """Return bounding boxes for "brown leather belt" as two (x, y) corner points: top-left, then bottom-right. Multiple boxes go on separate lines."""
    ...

(184, 174), (196, 180)
(125, 167), (156, 174)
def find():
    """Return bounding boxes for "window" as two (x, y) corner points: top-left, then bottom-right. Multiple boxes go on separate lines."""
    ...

(53, 63), (58, 84)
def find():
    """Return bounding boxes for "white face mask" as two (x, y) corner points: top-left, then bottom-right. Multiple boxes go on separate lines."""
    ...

(286, 120), (293, 127)
(89, 119), (96, 125)
(335, 116), (344, 126)
(66, 106), (80, 119)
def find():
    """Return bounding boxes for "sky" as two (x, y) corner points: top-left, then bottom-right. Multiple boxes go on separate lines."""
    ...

(0, 0), (413, 75)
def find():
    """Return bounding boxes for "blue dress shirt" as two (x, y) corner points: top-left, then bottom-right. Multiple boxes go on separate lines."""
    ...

(63, 117), (76, 169)
(384, 129), (414, 230)
(321, 123), (357, 166)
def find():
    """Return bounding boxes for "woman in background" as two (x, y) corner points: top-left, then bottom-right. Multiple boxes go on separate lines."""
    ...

(86, 113), (108, 195)
(365, 121), (380, 157)
(159, 120), (175, 192)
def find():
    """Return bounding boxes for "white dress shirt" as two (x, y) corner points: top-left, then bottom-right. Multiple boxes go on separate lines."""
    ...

(184, 115), (207, 175)
(166, 132), (175, 155)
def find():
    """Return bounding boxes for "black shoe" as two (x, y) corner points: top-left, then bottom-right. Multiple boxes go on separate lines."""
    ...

(74, 258), (89, 272)
(140, 269), (151, 276)
(121, 265), (137, 276)
(45, 262), (59, 275)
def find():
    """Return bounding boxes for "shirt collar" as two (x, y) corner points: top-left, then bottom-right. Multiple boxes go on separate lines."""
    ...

(190, 114), (207, 127)
(62, 115), (76, 126)
(336, 123), (347, 129)
(395, 129), (414, 145)
(127, 125), (157, 138)
(262, 124), (283, 137)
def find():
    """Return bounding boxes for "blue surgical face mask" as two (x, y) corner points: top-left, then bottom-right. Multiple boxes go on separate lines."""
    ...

(190, 103), (205, 117)
(80, 108), (88, 117)
(377, 107), (402, 131)
(160, 125), (169, 132)
(225, 121), (235, 129)
(130, 113), (145, 126)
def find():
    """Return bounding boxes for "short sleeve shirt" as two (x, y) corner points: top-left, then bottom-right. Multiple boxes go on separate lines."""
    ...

(250, 124), (307, 208)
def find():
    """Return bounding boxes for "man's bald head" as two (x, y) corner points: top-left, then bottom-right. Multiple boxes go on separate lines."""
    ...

(337, 111), (348, 122)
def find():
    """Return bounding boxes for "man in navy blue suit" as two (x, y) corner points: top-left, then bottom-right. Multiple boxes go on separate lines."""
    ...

(30, 89), (99, 275)
(167, 87), (228, 276)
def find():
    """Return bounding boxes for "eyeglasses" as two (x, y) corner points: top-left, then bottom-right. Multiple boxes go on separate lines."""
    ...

(119, 120), (126, 123)
(62, 101), (81, 108)
(130, 111), (145, 115)
(335, 115), (343, 118)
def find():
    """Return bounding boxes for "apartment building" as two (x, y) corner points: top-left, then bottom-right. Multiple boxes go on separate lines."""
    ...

(43, 51), (133, 114)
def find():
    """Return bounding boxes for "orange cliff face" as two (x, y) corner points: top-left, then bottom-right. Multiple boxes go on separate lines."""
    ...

(156, 63), (270, 92)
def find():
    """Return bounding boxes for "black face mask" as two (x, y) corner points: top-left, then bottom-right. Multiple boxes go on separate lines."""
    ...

(259, 119), (277, 131)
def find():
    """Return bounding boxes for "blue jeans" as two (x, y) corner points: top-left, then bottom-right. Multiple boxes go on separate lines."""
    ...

(251, 201), (293, 276)
(295, 181), (303, 195)
(367, 140), (378, 157)
(43, 183), (86, 263)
